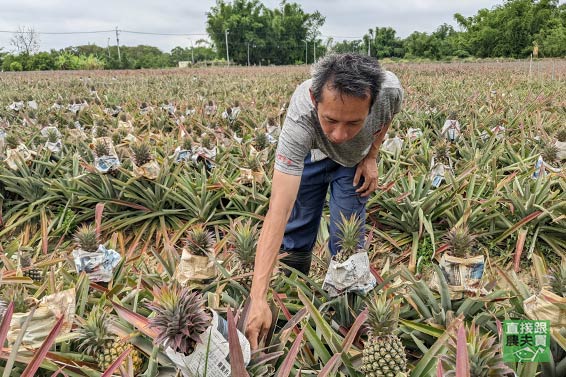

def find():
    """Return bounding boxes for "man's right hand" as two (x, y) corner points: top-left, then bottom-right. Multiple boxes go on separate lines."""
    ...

(245, 297), (272, 351)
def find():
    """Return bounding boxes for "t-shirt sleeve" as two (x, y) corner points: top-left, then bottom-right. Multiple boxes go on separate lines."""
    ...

(274, 88), (313, 176)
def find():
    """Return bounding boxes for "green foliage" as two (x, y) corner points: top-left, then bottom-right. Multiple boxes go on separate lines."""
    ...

(9, 61), (23, 71)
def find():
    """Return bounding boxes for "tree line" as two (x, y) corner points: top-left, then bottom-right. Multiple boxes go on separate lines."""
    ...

(1, 0), (565, 71)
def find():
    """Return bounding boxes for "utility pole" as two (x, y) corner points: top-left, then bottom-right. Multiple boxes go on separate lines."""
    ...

(247, 42), (250, 66)
(191, 41), (194, 64)
(225, 29), (230, 66)
(368, 38), (371, 56)
(107, 37), (111, 59)
(115, 26), (121, 63)
(304, 40), (307, 65)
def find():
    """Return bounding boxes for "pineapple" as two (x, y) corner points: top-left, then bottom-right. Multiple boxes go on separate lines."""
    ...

(246, 155), (261, 172)
(230, 219), (259, 288)
(441, 323), (513, 376)
(147, 285), (211, 355)
(74, 224), (99, 252)
(46, 128), (60, 143)
(76, 306), (143, 373)
(254, 133), (269, 150)
(334, 213), (365, 264)
(200, 134), (212, 150)
(182, 136), (193, 151)
(361, 293), (407, 376)
(443, 225), (476, 258)
(19, 252), (42, 282)
(434, 139), (451, 165)
(548, 263), (566, 297)
(130, 141), (152, 166)
(5, 134), (19, 149)
(556, 127), (566, 143)
(95, 126), (109, 138)
(541, 144), (559, 164)
(184, 224), (215, 257)
(94, 139), (111, 157)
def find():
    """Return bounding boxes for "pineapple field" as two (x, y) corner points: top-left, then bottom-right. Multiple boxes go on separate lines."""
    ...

(0, 61), (565, 376)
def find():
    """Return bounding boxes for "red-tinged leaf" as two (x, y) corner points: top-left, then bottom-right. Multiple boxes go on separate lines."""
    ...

(107, 200), (151, 212)
(111, 302), (158, 339)
(95, 203), (105, 238)
(318, 353), (341, 377)
(370, 265), (384, 284)
(277, 328), (305, 377)
(49, 366), (64, 377)
(495, 318), (503, 339)
(495, 211), (542, 244)
(514, 229), (528, 272)
(101, 347), (130, 377)
(436, 358), (444, 377)
(0, 302), (14, 357)
(227, 308), (249, 377)
(341, 309), (367, 352)
(455, 323), (470, 377)
(273, 292), (300, 336)
(21, 315), (65, 377)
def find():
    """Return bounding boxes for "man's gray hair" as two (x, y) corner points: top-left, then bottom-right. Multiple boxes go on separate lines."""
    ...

(311, 54), (385, 108)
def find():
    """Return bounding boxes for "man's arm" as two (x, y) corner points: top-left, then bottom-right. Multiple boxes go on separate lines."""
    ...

(354, 120), (393, 196)
(246, 169), (301, 349)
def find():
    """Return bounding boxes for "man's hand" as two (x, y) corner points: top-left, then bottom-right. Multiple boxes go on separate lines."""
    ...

(245, 297), (272, 351)
(353, 155), (379, 197)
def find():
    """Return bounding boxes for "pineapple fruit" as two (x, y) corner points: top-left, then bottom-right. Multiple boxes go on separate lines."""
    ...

(19, 252), (42, 282)
(541, 144), (559, 164)
(434, 139), (451, 166)
(147, 284), (211, 355)
(93, 139), (111, 158)
(440, 323), (513, 376)
(548, 263), (566, 297)
(334, 213), (365, 264)
(77, 306), (143, 374)
(230, 219), (259, 288)
(130, 141), (153, 166)
(46, 128), (60, 143)
(443, 224), (476, 258)
(361, 292), (408, 376)
(184, 224), (215, 257)
(74, 224), (99, 252)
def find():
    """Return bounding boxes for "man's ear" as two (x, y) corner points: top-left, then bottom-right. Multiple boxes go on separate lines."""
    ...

(309, 88), (317, 107)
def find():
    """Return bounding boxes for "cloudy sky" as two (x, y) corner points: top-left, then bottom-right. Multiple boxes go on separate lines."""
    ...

(0, 0), (544, 53)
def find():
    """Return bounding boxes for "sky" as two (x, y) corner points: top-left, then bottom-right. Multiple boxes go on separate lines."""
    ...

(0, 0), (553, 53)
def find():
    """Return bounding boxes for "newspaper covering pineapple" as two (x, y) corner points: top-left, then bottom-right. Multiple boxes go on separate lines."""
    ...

(130, 140), (160, 179)
(175, 226), (217, 284)
(5, 143), (36, 170)
(71, 225), (121, 283)
(7, 289), (76, 348)
(91, 136), (120, 173)
(41, 126), (63, 153)
(322, 214), (377, 297)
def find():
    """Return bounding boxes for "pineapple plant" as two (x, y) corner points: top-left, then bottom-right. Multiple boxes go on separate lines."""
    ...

(541, 144), (559, 164)
(254, 132), (269, 150)
(433, 139), (451, 166)
(74, 224), (99, 252)
(5, 133), (19, 149)
(200, 134), (213, 150)
(182, 136), (193, 151)
(76, 306), (143, 374)
(93, 139), (111, 158)
(230, 219), (259, 288)
(94, 126), (109, 138)
(184, 224), (215, 257)
(19, 251), (42, 282)
(548, 263), (566, 297)
(443, 224), (477, 258)
(334, 213), (365, 264)
(147, 284), (211, 355)
(556, 127), (566, 143)
(46, 128), (60, 143)
(440, 323), (513, 376)
(130, 141), (153, 166)
(360, 292), (407, 376)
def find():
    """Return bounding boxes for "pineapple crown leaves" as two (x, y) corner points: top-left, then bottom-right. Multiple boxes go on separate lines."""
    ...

(556, 127), (566, 143)
(541, 143), (559, 163)
(336, 213), (365, 255)
(365, 291), (400, 337)
(74, 224), (100, 253)
(229, 219), (259, 264)
(443, 224), (476, 258)
(547, 263), (566, 297)
(76, 305), (114, 356)
(184, 224), (215, 256)
(147, 284), (211, 356)
(441, 322), (513, 376)
(130, 141), (153, 166)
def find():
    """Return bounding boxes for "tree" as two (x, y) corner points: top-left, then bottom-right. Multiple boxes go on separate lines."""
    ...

(10, 26), (40, 55)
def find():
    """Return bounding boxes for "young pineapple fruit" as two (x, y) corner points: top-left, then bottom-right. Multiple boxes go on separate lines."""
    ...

(130, 141), (153, 166)
(361, 293), (407, 376)
(147, 285), (211, 355)
(254, 132), (269, 151)
(434, 139), (451, 165)
(548, 263), (566, 297)
(441, 323), (513, 376)
(74, 224), (99, 252)
(94, 139), (111, 157)
(334, 213), (365, 264)
(443, 225), (476, 258)
(541, 144), (559, 164)
(556, 127), (566, 143)
(77, 306), (143, 373)
(46, 128), (60, 143)
(5, 134), (19, 149)
(19, 252), (42, 282)
(230, 220), (259, 288)
(184, 224), (215, 257)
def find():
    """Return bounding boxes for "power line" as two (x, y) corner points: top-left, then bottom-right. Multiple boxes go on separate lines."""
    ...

(0, 29), (115, 35)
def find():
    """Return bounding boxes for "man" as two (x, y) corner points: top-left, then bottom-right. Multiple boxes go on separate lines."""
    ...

(245, 54), (403, 350)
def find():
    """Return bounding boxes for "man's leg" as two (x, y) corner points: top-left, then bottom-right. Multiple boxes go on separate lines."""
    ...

(280, 154), (331, 275)
(328, 164), (368, 256)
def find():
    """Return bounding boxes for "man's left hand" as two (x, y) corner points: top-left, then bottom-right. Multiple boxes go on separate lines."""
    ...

(353, 155), (378, 197)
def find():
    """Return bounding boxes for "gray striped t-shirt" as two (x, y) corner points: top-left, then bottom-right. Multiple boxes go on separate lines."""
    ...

(275, 71), (403, 176)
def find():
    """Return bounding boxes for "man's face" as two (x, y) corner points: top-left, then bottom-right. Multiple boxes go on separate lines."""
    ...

(310, 85), (371, 144)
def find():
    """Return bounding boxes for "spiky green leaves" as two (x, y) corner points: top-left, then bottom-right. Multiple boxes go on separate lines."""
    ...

(230, 219), (259, 265)
(365, 292), (400, 337)
(184, 224), (215, 256)
(541, 144), (559, 163)
(335, 213), (364, 263)
(443, 225), (476, 258)
(130, 141), (153, 166)
(147, 285), (211, 356)
(76, 306), (114, 356)
(74, 224), (99, 252)
(548, 263), (566, 297)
